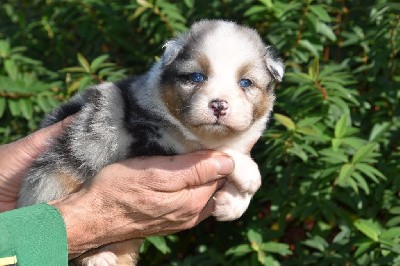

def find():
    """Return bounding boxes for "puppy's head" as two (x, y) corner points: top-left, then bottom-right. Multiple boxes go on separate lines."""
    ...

(160, 20), (284, 140)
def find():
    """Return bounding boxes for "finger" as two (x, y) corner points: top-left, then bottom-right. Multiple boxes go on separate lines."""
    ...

(140, 151), (234, 190)
(181, 152), (233, 189)
(187, 179), (226, 223)
(118, 151), (234, 191)
(196, 180), (225, 223)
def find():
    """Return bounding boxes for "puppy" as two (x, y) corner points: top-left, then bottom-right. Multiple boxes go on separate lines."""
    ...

(17, 20), (284, 265)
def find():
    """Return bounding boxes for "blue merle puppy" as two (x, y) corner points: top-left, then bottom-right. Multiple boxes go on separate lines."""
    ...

(17, 20), (284, 265)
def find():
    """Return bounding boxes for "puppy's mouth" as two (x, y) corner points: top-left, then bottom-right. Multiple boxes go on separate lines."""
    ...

(190, 118), (247, 134)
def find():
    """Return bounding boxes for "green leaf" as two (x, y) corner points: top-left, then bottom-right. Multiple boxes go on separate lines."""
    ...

(261, 242), (292, 256)
(336, 163), (354, 185)
(183, 0), (194, 8)
(354, 239), (375, 257)
(137, 0), (152, 8)
(77, 53), (91, 73)
(334, 115), (349, 138)
(380, 227), (400, 241)
(369, 122), (390, 141)
(225, 244), (252, 256)
(317, 21), (337, 41)
(263, 255), (280, 266)
(387, 217), (400, 227)
(260, 0), (273, 9)
(352, 143), (377, 163)
(274, 113), (295, 130)
(257, 250), (267, 265)
(244, 5), (268, 17)
(340, 137), (366, 149)
(309, 5), (331, 22)
(308, 57), (319, 80)
(247, 229), (263, 250)
(146, 236), (171, 254)
(354, 219), (382, 242)
(303, 235), (328, 252)
(0, 97), (6, 118)
(389, 207), (400, 215)
(0, 39), (11, 58)
(61, 66), (86, 73)
(298, 39), (320, 57)
(8, 99), (20, 117)
(320, 149), (349, 163)
(297, 116), (322, 127)
(352, 172), (370, 194)
(90, 54), (109, 71)
(4, 59), (18, 80)
(355, 163), (385, 182)
(19, 98), (33, 120)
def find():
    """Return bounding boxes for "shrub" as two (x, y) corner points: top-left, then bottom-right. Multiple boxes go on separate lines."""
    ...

(1, 0), (399, 265)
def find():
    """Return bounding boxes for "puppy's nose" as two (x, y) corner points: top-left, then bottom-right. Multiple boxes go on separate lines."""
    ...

(209, 99), (229, 117)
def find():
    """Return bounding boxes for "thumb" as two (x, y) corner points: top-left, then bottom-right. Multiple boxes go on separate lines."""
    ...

(13, 116), (74, 159)
(178, 151), (234, 189)
(128, 151), (234, 191)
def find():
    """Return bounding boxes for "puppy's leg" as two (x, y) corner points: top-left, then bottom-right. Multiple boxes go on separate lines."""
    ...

(75, 239), (143, 266)
(213, 148), (261, 221)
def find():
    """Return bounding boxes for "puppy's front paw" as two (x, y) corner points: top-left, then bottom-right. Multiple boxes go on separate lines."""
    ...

(80, 252), (118, 266)
(221, 149), (261, 194)
(213, 182), (252, 221)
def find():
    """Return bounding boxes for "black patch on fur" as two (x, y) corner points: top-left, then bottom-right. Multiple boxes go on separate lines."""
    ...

(81, 87), (105, 135)
(160, 64), (180, 86)
(115, 77), (175, 157)
(40, 97), (84, 128)
(55, 132), (97, 177)
(83, 87), (103, 110)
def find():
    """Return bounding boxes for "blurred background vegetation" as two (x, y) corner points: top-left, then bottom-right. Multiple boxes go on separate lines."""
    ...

(1, 0), (399, 265)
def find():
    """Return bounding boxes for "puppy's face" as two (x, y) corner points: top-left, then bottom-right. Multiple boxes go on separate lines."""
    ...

(161, 20), (284, 140)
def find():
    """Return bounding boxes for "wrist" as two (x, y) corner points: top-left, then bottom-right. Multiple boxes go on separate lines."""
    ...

(49, 191), (105, 258)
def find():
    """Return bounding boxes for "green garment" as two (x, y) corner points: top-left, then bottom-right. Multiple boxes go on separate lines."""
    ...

(0, 204), (68, 266)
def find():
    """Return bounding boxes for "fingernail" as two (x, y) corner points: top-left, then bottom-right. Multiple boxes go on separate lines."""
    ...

(214, 155), (234, 176)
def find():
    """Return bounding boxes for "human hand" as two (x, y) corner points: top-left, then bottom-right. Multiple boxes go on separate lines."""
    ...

(50, 151), (234, 258)
(0, 118), (72, 212)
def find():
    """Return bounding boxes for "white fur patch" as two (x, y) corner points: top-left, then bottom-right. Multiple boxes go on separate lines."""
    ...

(81, 251), (118, 266)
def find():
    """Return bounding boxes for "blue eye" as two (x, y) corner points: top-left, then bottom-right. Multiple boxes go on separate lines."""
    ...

(239, 78), (253, 88)
(189, 72), (206, 83)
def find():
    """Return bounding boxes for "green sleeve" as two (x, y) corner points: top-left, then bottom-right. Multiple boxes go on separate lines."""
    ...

(0, 204), (68, 265)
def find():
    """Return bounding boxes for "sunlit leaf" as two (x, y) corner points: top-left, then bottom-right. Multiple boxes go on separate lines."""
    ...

(336, 163), (354, 186)
(77, 53), (91, 73)
(261, 242), (292, 256)
(90, 54), (109, 71)
(317, 21), (337, 41)
(352, 143), (377, 163)
(334, 115), (349, 138)
(225, 244), (252, 256)
(274, 113), (295, 130)
(354, 219), (382, 242)
(146, 236), (171, 254)
(309, 5), (331, 22)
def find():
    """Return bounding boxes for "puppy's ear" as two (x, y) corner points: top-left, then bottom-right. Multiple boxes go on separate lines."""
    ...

(162, 35), (187, 66)
(265, 46), (285, 82)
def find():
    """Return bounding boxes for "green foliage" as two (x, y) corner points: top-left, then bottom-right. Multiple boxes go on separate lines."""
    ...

(1, 0), (399, 265)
